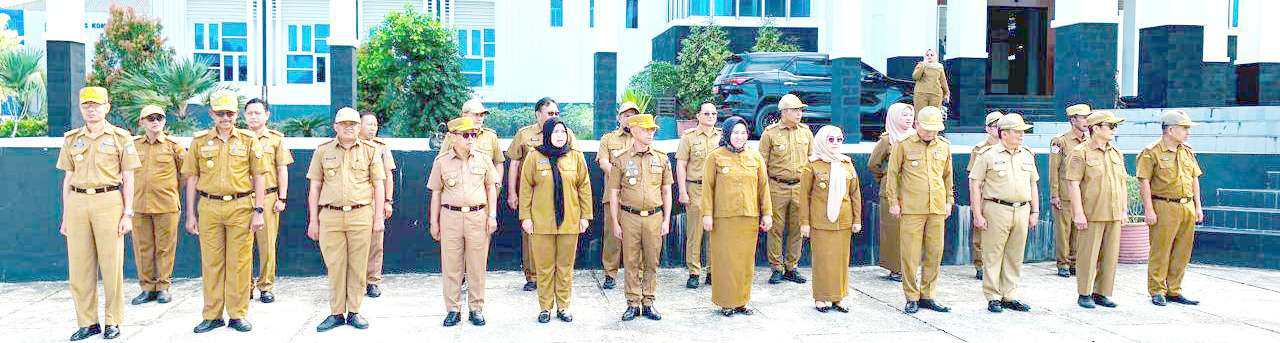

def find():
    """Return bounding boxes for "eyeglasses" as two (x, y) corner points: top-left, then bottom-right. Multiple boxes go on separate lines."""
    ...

(212, 112), (236, 118)
(828, 136), (844, 144)
(543, 111), (561, 117)
(453, 131), (478, 139)
(144, 115), (165, 122)
(1099, 123), (1118, 130)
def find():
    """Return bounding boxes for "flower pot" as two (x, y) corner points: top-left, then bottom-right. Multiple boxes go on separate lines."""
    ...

(1118, 222), (1150, 264)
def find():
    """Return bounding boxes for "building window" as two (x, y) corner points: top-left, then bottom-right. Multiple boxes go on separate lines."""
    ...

(714, 0), (736, 16)
(690, 0), (709, 16)
(765, 0), (785, 17)
(590, 0), (595, 27)
(551, 0), (563, 27)
(285, 24), (330, 84)
(790, 0), (809, 17)
(193, 22), (248, 82)
(457, 28), (496, 87)
(626, 0), (638, 28)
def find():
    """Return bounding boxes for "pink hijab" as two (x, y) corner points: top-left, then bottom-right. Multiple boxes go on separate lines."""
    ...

(886, 102), (916, 145)
(810, 125), (852, 223)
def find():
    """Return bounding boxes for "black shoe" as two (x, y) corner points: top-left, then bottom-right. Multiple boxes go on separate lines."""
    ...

(831, 302), (849, 313)
(366, 284), (381, 298)
(621, 306), (640, 321)
(887, 272), (903, 282)
(686, 275), (701, 289)
(192, 319), (224, 333)
(988, 300), (1004, 313)
(155, 290), (172, 304)
(130, 291), (155, 305)
(602, 276), (616, 289)
(734, 306), (754, 316)
(1070, 266), (1077, 275)
(1091, 294), (1117, 308)
(768, 270), (784, 284)
(904, 301), (919, 314)
(975, 269), (984, 280)
(783, 270), (808, 284)
(642, 306), (662, 320)
(227, 319), (252, 332)
(719, 308), (735, 317)
(1057, 267), (1071, 278)
(919, 299), (951, 313)
(468, 311), (486, 326)
(442, 311), (462, 327)
(815, 305), (830, 313)
(1078, 295), (1096, 309)
(705, 273), (712, 285)
(1168, 295), (1199, 305)
(346, 312), (369, 329)
(537, 311), (551, 323)
(1151, 294), (1167, 306)
(316, 314), (345, 332)
(102, 325), (119, 339)
(1001, 300), (1031, 312)
(259, 290), (275, 303)
(524, 281), (537, 292)
(69, 324), (101, 341)
(556, 311), (574, 322)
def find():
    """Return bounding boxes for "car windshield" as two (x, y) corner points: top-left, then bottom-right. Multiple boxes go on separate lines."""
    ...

(739, 59), (790, 72)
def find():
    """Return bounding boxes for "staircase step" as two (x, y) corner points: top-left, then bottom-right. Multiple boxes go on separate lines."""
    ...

(1268, 171), (1280, 190)
(1192, 226), (1280, 269)
(1201, 206), (1280, 232)
(1217, 189), (1280, 209)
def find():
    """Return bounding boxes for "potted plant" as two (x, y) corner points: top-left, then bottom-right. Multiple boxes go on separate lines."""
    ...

(1119, 175), (1151, 264)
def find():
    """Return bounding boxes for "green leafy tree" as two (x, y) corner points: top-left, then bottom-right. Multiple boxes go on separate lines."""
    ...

(358, 6), (471, 137)
(0, 48), (45, 136)
(279, 114), (331, 137)
(751, 23), (800, 53)
(87, 5), (174, 130)
(675, 24), (732, 116)
(628, 61), (679, 97)
(116, 57), (221, 125)
(0, 13), (20, 52)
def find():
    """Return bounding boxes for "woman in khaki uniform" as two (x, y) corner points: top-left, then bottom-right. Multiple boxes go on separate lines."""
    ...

(519, 117), (593, 324)
(868, 103), (914, 282)
(797, 125), (862, 313)
(701, 116), (772, 317)
(911, 49), (950, 113)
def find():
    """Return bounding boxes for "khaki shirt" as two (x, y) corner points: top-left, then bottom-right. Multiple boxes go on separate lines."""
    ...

(970, 144), (1039, 203)
(1135, 140), (1202, 199)
(56, 124), (142, 189)
(675, 126), (722, 182)
(701, 147), (773, 218)
(305, 139), (386, 206)
(368, 137), (398, 171)
(967, 138), (996, 171)
(758, 122), (812, 184)
(250, 129), (294, 189)
(427, 149), (498, 207)
(440, 127), (504, 166)
(912, 63), (950, 96)
(518, 149), (594, 234)
(1049, 130), (1088, 200)
(597, 128), (632, 204)
(867, 133), (892, 185)
(132, 133), (185, 213)
(797, 160), (863, 230)
(607, 146), (674, 209)
(883, 133), (954, 215)
(1065, 139), (1128, 222)
(181, 128), (269, 195)
(506, 123), (575, 162)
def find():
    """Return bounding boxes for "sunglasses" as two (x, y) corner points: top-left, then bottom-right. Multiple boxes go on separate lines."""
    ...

(543, 111), (561, 117)
(1099, 123), (1118, 130)
(212, 111), (237, 118)
(143, 115), (165, 122)
(452, 131), (478, 139)
(827, 136), (844, 144)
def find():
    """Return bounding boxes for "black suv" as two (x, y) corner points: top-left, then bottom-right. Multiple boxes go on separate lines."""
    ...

(713, 52), (914, 140)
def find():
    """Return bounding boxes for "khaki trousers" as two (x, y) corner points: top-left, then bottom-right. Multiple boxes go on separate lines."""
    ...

(318, 206), (373, 315)
(1077, 221), (1121, 296)
(621, 212), (663, 306)
(980, 202), (1030, 301)
(132, 212), (178, 292)
(440, 208), (491, 312)
(684, 182), (710, 276)
(877, 193), (901, 273)
(533, 233), (578, 311)
(252, 197), (280, 291)
(65, 191), (125, 326)
(1052, 200), (1080, 269)
(899, 214), (945, 301)
(913, 93), (943, 113)
(1148, 201), (1196, 296)
(197, 196), (254, 320)
(602, 206), (622, 279)
(767, 188), (804, 272)
(367, 224), (386, 284)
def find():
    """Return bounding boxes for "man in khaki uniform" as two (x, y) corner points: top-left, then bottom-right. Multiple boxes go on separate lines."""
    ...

(884, 106), (954, 314)
(969, 113), (1039, 313)
(1049, 104), (1092, 277)
(609, 114), (674, 321)
(676, 103), (721, 288)
(184, 90), (269, 333)
(307, 108), (387, 332)
(1137, 110), (1204, 307)
(58, 87), (141, 341)
(598, 101), (640, 289)
(506, 98), (574, 292)
(360, 112), (396, 298)
(1065, 111), (1128, 309)
(967, 111), (1004, 281)
(760, 94), (812, 284)
(429, 117), (499, 327)
(130, 105), (184, 307)
(442, 98), (506, 170)
(243, 98), (293, 304)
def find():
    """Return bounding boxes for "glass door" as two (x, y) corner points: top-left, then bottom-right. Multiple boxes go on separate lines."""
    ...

(987, 7), (1048, 95)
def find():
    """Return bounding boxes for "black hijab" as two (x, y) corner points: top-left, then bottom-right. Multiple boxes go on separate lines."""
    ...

(719, 116), (749, 153)
(535, 117), (570, 227)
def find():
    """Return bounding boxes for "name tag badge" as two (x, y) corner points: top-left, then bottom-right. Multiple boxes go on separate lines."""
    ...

(73, 139), (85, 149)
(627, 177), (637, 186)
(998, 170), (1007, 177)
(911, 161), (920, 167)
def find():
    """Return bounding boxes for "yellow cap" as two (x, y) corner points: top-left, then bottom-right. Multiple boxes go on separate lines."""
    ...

(997, 113), (1033, 131)
(79, 87), (109, 104)
(984, 111), (1005, 126)
(1066, 104), (1092, 117)
(626, 114), (659, 130)
(779, 94), (807, 110)
(618, 101), (640, 115)
(461, 98), (489, 114)
(1160, 110), (1199, 127)
(140, 104), (165, 117)
(447, 117), (479, 132)
(916, 106), (945, 131)
(334, 107), (360, 124)
(1085, 111), (1125, 126)
(209, 90), (239, 112)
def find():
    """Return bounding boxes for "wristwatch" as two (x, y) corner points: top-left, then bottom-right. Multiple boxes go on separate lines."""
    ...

(254, 207), (265, 214)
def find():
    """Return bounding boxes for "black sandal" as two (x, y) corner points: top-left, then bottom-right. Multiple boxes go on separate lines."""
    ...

(734, 306), (754, 315)
(831, 302), (849, 313)
(720, 308), (735, 317)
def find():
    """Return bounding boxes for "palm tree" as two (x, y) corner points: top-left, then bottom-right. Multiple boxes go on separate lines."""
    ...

(279, 114), (330, 137)
(116, 57), (220, 126)
(0, 48), (46, 137)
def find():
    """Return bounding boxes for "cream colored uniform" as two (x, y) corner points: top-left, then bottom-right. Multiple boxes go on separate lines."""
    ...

(307, 139), (386, 315)
(428, 149), (499, 312)
(970, 144), (1038, 301)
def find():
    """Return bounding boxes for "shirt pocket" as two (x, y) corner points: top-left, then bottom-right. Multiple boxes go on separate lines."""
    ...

(1085, 158), (1103, 175)
(321, 154), (342, 178)
(443, 171), (461, 189)
(1156, 156), (1175, 170)
(198, 146), (219, 172)
(67, 144), (90, 170)
(905, 152), (925, 171)
(351, 156), (370, 183)
(815, 171), (831, 190)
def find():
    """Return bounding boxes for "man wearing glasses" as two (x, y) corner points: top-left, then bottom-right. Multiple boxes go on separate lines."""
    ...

(129, 105), (186, 307)
(675, 103), (721, 288)
(360, 112), (396, 298)
(1065, 111), (1128, 309)
(242, 98), (293, 304)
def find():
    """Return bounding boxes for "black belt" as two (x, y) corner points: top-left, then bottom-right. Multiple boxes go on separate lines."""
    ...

(266, 187), (279, 194)
(443, 204), (486, 212)
(198, 190), (253, 201)
(70, 185), (120, 194)
(986, 198), (1030, 208)
(321, 203), (368, 212)
(1153, 195), (1193, 204)
(621, 205), (661, 217)
(687, 179), (703, 185)
(770, 176), (800, 185)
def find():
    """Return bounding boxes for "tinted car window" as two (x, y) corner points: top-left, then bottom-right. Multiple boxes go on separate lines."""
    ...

(791, 59), (830, 77)
(740, 58), (790, 72)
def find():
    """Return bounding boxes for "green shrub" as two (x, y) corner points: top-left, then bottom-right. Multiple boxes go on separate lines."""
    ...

(0, 115), (48, 137)
(485, 103), (593, 140)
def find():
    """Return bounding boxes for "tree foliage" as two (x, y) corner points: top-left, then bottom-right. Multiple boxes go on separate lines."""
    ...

(751, 24), (800, 53)
(116, 57), (222, 124)
(358, 6), (471, 137)
(628, 61), (679, 97)
(675, 24), (732, 116)
(87, 5), (174, 131)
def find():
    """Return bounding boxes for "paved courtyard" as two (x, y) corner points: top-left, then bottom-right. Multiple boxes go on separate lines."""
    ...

(2, 262), (1278, 342)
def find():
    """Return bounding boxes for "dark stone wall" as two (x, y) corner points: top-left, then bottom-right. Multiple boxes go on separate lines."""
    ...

(944, 58), (987, 126)
(886, 56), (923, 81)
(1053, 23), (1118, 116)
(1204, 62), (1233, 106)
(1138, 25), (1204, 107)
(829, 57), (861, 136)
(329, 45), (357, 114)
(593, 52), (618, 137)
(1236, 63), (1280, 106)
(652, 26), (819, 63)
(45, 41), (85, 137)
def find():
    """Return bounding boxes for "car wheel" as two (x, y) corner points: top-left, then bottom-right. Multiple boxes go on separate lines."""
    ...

(754, 104), (780, 137)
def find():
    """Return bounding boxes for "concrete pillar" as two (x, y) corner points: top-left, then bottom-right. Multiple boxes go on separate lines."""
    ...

(827, 0), (861, 139)
(45, 0), (86, 136)
(884, 0), (938, 80)
(329, 0), (358, 112)
(943, 0), (988, 127)
(1202, 0), (1233, 106)
(1135, 0), (1205, 107)
(1052, 0), (1119, 113)
(1234, 0), (1280, 105)
(593, 0), (619, 137)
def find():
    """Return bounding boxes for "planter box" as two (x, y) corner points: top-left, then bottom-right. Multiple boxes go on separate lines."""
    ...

(1118, 222), (1150, 264)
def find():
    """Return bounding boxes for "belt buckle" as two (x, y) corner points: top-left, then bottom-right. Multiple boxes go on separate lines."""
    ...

(462, 206), (471, 213)
(222, 195), (233, 201)
(86, 188), (96, 195)
(640, 210), (650, 216)
(342, 205), (352, 212)
(1178, 198), (1189, 204)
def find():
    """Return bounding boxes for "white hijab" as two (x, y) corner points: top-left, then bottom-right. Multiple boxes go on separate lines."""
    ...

(810, 126), (852, 223)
